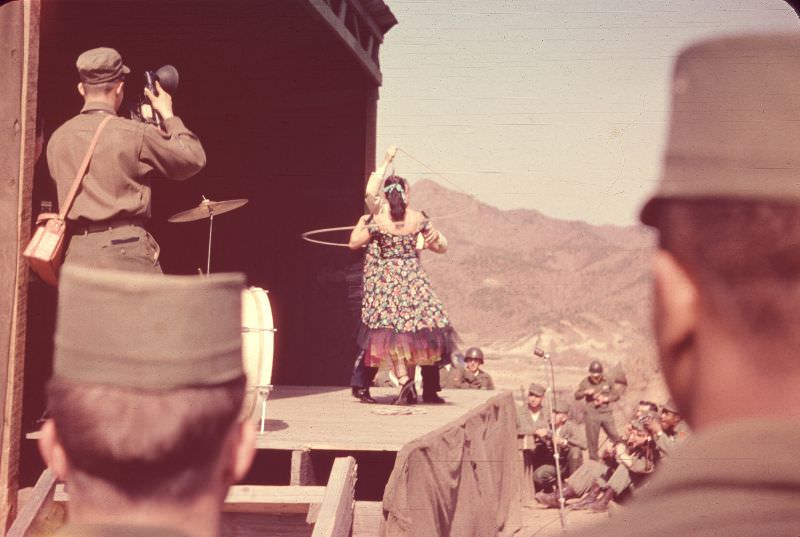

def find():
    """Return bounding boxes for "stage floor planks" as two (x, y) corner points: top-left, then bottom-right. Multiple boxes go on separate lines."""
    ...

(253, 386), (501, 452)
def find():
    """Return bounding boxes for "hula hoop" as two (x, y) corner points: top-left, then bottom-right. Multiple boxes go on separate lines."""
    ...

(300, 205), (479, 247)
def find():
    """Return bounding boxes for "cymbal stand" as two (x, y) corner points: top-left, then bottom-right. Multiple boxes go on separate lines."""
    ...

(206, 212), (214, 276)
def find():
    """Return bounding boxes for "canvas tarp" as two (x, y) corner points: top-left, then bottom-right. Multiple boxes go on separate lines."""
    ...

(381, 392), (522, 537)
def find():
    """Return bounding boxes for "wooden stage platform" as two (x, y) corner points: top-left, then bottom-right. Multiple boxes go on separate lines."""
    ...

(255, 385), (502, 452)
(18, 386), (521, 537)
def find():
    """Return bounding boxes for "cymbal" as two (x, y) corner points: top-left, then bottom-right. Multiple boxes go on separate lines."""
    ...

(168, 198), (248, 223)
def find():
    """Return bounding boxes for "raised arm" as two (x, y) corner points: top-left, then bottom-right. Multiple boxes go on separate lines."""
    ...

(422, 223), (448, 254)
(365, 145), (398, 214)
(139, 81), (207, 181)
(348, 214), (373, 250)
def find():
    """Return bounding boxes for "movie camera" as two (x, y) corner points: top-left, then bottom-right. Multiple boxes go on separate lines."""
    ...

(129, 64), (179, 129)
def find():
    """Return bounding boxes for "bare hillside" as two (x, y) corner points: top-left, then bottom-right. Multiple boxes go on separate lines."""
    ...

(411, 179), (664, 399)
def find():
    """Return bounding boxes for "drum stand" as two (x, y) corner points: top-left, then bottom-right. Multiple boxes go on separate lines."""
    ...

(256, 384), (274, 434)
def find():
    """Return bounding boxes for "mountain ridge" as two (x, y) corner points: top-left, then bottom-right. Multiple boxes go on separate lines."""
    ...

(410, 179), (661, 395)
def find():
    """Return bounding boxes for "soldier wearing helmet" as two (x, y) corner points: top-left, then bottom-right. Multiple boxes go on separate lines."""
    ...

(575, 359), (621, 460)
(456, 347), (494, 390)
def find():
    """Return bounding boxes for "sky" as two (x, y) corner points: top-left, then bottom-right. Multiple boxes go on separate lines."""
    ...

(375, 0), (800, 226)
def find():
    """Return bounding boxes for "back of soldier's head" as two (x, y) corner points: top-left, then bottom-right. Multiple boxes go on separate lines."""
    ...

(45, 266), (248, 501)
(641, 34), (800, 369)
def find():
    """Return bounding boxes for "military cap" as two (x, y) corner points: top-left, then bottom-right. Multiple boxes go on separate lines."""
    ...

(642, 33), (800, 225)
(464, 347), (484, 362)
(588, 360), (603, 374)
(662, 398), (680, 414)
(76, 47), (130, 84)
(528, 382), (546, 397)
(54, 265), (245, 389)
(553, 400), (570, 414)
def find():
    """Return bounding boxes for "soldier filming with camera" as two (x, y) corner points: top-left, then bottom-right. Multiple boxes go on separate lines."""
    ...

(47, 47), (206, 274)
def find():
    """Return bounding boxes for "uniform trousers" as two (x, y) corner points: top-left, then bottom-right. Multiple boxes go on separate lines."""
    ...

(584, 411), (620, 460)
(65, 224), (162, 273)
(564, 459), (607, 495)
(532, 445), (584, 490)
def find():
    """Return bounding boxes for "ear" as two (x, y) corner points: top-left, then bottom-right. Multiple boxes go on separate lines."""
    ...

(652, 249), (700, 412)
(77, 82), (85, 97)
(652, 250), (698, 357)
(228, 420), (256, 483)
(115, 81), (125, 95)
(38, 420), (71, 480)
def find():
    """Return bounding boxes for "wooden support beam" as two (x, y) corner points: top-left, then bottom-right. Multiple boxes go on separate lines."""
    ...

(310, 456), (357, 537)
(366, 35), (375, 61)
(353, 501), (383, 537)
(291, 448), (317, 486)
(6, 470), (59, 537)
(342, 0), (383, 43)
(305, 0), (382, 85)
(0, 0), (40, 532)
(54, 484), (327, 515)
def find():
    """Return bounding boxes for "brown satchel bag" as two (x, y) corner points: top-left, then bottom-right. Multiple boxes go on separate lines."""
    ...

(23, 115), (113, 285)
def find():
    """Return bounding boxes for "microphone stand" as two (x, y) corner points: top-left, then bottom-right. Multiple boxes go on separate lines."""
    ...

(535, 347), (567, 531)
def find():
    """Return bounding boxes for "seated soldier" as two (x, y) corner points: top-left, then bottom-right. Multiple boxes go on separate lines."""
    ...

(648, 398), (690, 458)
(517, 382), (549, 442)
(38, 266), (256, 537)
(536, 418), (657, 511)
(531, 400), (586, 492)
(456, 347), (495, 389)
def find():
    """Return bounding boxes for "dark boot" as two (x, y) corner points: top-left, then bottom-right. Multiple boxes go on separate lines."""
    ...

(535, 485), (577, 508)
(589, 488), (615, 512)
(534, 490), (557, 508)
(571, 480), (601, 510)
(420, 365), (444, 403)
(355, 388), (377, 404)
(423, 392), (446, 404)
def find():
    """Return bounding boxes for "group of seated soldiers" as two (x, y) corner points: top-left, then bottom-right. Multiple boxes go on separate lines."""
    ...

(516, 363), (689, 513)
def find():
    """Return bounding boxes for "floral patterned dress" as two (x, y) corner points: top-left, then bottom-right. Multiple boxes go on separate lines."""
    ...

(358, 226), (456, 370)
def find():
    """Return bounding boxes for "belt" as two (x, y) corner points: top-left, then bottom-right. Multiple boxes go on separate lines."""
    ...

(70, 218), (147, 235)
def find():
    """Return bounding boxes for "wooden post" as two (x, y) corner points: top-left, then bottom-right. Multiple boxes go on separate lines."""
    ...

(6, 470), (60, 537)
(0, 0), (40, 531)
(291, 448), (317, 486)
(311, 456), (357, 537)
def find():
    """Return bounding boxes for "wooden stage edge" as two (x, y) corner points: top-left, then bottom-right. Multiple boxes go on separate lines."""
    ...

(252, 385), (503, 452)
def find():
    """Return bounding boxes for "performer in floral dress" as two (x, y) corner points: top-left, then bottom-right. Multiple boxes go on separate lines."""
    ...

(349, 174), (456, 404)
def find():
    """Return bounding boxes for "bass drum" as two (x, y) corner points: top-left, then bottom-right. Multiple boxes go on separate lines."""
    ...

(241, 287), (275, 425)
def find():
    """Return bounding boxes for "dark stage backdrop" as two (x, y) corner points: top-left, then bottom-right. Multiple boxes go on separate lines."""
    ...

(30, 0), (380, 401)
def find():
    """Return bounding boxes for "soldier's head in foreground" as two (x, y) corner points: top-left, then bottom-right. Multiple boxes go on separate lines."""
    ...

(39, 267), (255, 536)
(640, 33), (800, 431)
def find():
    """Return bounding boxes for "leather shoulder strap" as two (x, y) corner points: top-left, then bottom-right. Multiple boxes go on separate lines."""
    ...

(58, 114), (114, 220)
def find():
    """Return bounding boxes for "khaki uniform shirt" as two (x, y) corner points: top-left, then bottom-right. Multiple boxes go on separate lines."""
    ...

(47, 101), (206, 222)
(568, 418), (800, 537)
(574, 375), (619, 414)
(457, 368), (495, 390)
(555, 420), (587, 451)
(655, 420), (690, 457)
